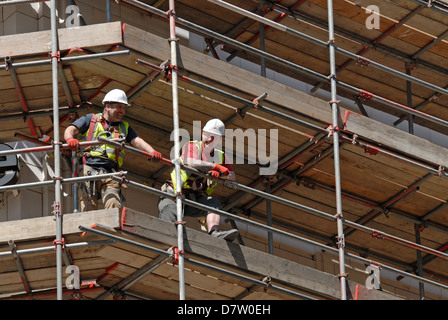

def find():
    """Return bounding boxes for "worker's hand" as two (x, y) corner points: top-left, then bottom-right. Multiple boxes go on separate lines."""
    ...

(208, 170), (221, 180)
(149, 150), (162, 162)
(66, 137), (79, 151)
(210, 164), (230, 178)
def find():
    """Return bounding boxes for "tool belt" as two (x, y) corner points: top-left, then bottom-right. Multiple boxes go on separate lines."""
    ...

(81, 166), (100, 199)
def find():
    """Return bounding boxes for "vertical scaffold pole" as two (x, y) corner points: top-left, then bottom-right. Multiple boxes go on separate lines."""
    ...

(50, 0), (63, 300)
(327, 0), (347, 300)
(168, 0), (186, 300)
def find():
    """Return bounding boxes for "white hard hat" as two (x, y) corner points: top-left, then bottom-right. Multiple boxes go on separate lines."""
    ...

(203, 118), (225, 136)
(102, 89), (130, 106)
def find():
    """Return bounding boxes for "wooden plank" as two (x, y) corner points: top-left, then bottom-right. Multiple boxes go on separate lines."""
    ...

(0, 22), (123, 58)
(0, 208), (120, 243)
(343, 110), (448, 167)
(120, 207), (402, 300)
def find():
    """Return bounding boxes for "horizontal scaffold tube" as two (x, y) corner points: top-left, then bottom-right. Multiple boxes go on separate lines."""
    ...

(0, 50), (129, 71)
(0, 171), (127, 193)
(0, 139), (121, 156)
(99, 136), (448, 261)
(116, 177), (448, 292)
(0, 240), (114, 258)
(78, 225), (316, 300)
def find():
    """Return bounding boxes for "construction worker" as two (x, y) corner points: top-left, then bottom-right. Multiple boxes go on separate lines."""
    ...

(158, 118), (239, 241)
(64, 88), (162, 212)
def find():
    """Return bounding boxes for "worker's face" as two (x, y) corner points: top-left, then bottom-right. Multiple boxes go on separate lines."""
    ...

(202, 132), (221, 150)
(105, 103), (126, 122)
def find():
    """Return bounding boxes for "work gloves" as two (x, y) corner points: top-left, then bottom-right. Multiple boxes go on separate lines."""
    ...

(66, 137), (79, 151)
(208, 163), (230, 179)
(149, 150), (162, 162)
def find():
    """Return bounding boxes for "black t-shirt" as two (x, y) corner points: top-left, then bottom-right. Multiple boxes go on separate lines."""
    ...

(70, 113), (138, 171)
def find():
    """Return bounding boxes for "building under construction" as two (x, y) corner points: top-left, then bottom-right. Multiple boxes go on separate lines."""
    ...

(0, 0), (447, 300)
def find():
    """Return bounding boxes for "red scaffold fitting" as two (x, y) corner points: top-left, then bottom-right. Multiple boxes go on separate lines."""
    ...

(50, 51), (61, 63)
(372, 230), (384, 240)
(329, 99), (340, 105)
(357, 56), (370, 66)
(327, 125), (340, 137)
(359, 90), (373, 100)
(172, 247), (184, 264)
(54, 237), (65, 250)
(163, 63), (178, 81)
(364, 145), (379, 156)
(165, 8), (175, 18)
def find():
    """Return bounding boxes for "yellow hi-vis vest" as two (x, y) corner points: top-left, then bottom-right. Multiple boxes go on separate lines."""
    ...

(171, 140), (225, 195)
(79, 113), (129, 167)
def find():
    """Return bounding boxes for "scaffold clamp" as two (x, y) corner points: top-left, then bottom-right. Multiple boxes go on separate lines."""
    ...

(163, 63), (178, 81)
(359, 90), (373, 101)
(335, 235), (345, 249)
(4, 56), (11, 71)
(329, 99), (340, 105)
(437, 165), (445, 177)
(262, 176), (274, 186)
(371, 230), (384, 239)
(252, 92), (268, 110)
(50, 51), (61, 63)
(415, 223), (426, 233)
(54, 237), (65, 250)
(165, 8), (175, 18)
(262, 276), (271, 292)
(172, 247), (184, 264)
(364, 145), (379, 156)
(326, 125), (340, 137)
(52, 201), (61, 217)
(357, 56), (370, 66)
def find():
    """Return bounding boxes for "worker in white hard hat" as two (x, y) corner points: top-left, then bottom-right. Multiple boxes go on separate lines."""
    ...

(158, 118), (240, 241)
(64, 88), (162, 212)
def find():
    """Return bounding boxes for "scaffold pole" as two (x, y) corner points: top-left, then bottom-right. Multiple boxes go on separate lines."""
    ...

(168, 0), (186, 300)
(49, 0), (63, 301)
(327, 0), (347, 300)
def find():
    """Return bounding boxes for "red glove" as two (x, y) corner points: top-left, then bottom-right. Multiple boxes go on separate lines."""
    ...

(209, 164), (230, 178)
(208, 170), (221, 179)
(66, 137), (79, 151)
(150, 150), (162, 162)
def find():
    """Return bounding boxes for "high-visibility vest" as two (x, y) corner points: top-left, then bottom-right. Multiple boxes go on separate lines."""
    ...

(79, 113), (129, 167)
(171, 140), (225, 195)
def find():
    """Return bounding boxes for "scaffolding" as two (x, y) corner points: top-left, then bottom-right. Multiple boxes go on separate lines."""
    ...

(0, 0), (447, 300)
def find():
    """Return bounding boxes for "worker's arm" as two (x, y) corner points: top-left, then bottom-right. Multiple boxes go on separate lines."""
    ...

(183, 145), (235, 181)
(64, 125), (79, 141)
(184, 158), (235, 181)
(64, 125), (80, 151)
